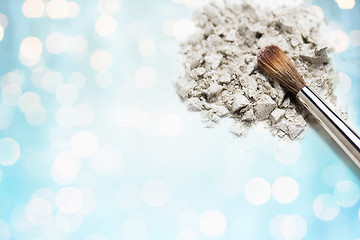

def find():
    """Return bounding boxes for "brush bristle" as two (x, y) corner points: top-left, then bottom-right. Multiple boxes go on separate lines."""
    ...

(257, 45), (306, 94)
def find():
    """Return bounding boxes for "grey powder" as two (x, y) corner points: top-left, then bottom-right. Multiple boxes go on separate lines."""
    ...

(176, 0), (346, 140)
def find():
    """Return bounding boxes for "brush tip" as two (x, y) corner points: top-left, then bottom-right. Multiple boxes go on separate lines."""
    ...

(257, 45), (306, 94)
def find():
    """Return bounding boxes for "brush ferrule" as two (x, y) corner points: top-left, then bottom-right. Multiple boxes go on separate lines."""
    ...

(297, 87), (360, 167)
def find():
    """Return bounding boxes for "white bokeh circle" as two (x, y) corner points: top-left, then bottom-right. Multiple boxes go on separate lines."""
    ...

(56, 187), (83, 214)
(95, 15), (117, 37)
(244, 177), (271, 205)
(71, 131), (98, 158)
(334, 180), (360, 207)
(272, 176), (299, 204)
(199, 210), (226, 237)
(313, 194), (339, 221)
(0, 137), (21, 166)
(90, 50), (113, 72)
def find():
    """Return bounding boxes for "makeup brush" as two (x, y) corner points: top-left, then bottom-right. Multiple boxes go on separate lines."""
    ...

(257, 45), (360, 168)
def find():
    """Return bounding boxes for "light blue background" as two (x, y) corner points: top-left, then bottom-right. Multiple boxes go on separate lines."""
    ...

(0, 0), (359, 239)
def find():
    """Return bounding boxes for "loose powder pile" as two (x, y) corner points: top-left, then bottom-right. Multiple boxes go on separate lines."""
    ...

(176, 0), (347, 140)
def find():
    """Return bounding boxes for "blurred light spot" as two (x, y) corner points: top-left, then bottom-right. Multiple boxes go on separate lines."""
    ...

(0, 104), (13, 129)
(1, 71), (23, 88)
(117, 184), (141, 211)
(349, 30), (360, 46)
(95, 71), (113, 88)
(0, 219), (10, 240)
(97, 0), (121, 15)
(135, 66), (157, 88)
(328, 30), (349, 52)
(0, 138), (21, 166)
(335, 72), (352, 95)
(23, 0), (46, 18)
(19, 92), (42, 114)
(56, 106), (78, 128)
(334, 180), (360, 207)
(275, 140), (301, 165)
(46, 32), (68, 54)
(67, 36), (88, 53)
(42, 71), (64, 93)
(19, 37), (43, 66)
(199, 210), (226, 237)
(162, 19), (176, 37)
(309, 5), (324, 19)
(177, 210), (200, 231)
(67, 1), (79, 18)
(173, 19), (195, 41)
(120, 219), (148, 240)
(142, 179), (169, 207)
(87, 233), (108, 240)
(25, 197), (53, 225)
(244, 177), (271, 205)
(75, 104), (94, 126)
(281, 215), (307, 239)
(25, 106), (47, 126)
(95, 15), (117, 37)
(51, 151), (81, 182)
(11, 205), (34, 232)
(336, 0), (355, 9)
(0, 14), (8, 28)
(215, 171), (242, 199)
(139, 38), (156, 56)
(56, 187), (83, 214)
(175, 231), (201, 240)
(55, 212), (83, 232)
(270, 214), (307, 240)
(89, 146), (125, 175)
(0, 26), (4, 41)
(90, 50), (113, 72)
(1, 84), (22, 106)
(79, 189), (96, 215)
(154, 113), (183, 136)
(68, 72), (86, 89)
(71, 130), (98, 158)
(313, 194), (339, 221)
(272, 176), (299, 204)
(56, 84), (78, 105)
(47, 0), (69, 19)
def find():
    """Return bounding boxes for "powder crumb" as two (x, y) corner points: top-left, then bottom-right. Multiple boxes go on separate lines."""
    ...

(176, 0), (346, 140)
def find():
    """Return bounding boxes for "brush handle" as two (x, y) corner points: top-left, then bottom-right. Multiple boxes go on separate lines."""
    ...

(297, 87), (360, 168)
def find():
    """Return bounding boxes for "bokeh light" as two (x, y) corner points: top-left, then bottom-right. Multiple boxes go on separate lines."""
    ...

(199, 210), (226, 237)
(244, 177), (271, 205)
(313, 194), (340, 221)
(0, 137), (21, 166)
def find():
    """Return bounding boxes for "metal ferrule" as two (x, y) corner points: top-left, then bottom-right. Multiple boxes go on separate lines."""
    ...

(297, 87), (360, 168)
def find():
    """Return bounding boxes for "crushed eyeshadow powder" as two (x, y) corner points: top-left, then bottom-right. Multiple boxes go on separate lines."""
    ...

(176, 0), (347, 140)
